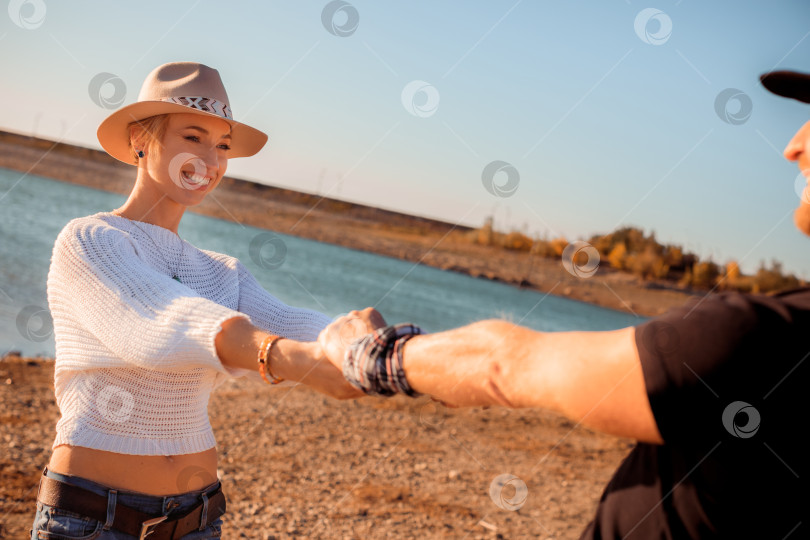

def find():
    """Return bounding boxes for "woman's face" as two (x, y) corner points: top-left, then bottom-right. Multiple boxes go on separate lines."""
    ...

(144, 112), (232, 205)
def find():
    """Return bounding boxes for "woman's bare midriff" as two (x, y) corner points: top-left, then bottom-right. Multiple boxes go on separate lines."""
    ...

(49, 445), (218, 496)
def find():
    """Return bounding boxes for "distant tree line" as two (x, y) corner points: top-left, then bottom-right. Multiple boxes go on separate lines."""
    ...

(470, 220), (804, 294)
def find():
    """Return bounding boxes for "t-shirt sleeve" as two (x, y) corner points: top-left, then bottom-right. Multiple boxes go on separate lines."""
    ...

(235, 259), (332, 342)
(47, 220), (250, 374)
(633, 289), (805, 444)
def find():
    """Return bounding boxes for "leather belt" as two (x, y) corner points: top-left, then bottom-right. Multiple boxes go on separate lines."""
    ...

(36, 470), (226, 540)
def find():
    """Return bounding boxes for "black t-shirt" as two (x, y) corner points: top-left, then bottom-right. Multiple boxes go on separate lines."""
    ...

(582, 287), (808, 539)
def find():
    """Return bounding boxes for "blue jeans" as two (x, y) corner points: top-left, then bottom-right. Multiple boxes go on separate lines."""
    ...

(30, 467), (224, 539)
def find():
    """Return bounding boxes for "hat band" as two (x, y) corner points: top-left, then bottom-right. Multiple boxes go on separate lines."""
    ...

(160, 96), (233, 120)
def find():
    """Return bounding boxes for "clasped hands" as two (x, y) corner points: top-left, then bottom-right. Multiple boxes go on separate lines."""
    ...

(307, 307), (387, 399)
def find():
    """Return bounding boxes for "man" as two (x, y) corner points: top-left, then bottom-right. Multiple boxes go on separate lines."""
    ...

(320, 70), (809, 538)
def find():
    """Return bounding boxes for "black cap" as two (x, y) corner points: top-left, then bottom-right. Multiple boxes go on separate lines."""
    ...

(760, 70), (810, 104)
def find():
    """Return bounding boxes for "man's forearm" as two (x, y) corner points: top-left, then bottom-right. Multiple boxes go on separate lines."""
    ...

(402, 320), (556, 408)
(402, 320), (662, 443)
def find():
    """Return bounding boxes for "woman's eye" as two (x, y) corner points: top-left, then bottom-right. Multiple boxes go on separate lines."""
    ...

(217, 144), (231, 150)
(184, 135), (200, 142)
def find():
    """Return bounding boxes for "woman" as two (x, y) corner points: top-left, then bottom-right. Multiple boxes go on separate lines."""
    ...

(31, 61), (364, 539)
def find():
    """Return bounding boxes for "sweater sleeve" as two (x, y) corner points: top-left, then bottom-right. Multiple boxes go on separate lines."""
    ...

(47, 220), (250, 373)
(235, 260), (332, 342)
(194, 259), (334, 384)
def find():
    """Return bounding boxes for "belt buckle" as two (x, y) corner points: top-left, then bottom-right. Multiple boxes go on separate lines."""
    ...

(139, 515), (168, 540)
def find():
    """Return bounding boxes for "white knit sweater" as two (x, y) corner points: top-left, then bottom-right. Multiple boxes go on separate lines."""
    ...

(46, 212), (331, 456)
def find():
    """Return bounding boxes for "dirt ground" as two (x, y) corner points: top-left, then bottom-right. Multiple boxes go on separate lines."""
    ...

(0, 356), (634, 539)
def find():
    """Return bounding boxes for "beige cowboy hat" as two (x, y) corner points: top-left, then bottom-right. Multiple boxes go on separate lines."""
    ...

(97, 61), (268, 165)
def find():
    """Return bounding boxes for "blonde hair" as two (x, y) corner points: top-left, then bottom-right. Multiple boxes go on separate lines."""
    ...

(127, 114), (169, 163)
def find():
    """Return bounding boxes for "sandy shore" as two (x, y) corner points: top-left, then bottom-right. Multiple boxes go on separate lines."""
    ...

(0, 355), (632, 539)
(0, 131), (697, 317)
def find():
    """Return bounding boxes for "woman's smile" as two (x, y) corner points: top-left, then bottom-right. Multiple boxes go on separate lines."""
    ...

(182, 169), (213, 189)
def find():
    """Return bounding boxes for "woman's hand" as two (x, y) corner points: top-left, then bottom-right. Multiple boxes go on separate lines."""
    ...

(318, 308), (387, 370)
(292, 342), (366, 400)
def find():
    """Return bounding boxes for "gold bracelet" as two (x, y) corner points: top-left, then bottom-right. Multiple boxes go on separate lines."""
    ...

(258, 335), (285, 385)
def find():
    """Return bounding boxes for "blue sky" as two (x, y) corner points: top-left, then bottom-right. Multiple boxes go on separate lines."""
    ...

(2, 0), (810, 277)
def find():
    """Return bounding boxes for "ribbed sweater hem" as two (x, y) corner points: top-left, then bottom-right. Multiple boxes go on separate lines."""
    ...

(53, 427), (217, 456)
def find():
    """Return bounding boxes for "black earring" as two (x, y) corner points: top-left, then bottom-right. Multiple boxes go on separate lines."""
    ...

(137, 150), (145, 158)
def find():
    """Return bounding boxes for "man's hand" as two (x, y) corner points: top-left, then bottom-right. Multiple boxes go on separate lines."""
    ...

(318, 307), (387, 370)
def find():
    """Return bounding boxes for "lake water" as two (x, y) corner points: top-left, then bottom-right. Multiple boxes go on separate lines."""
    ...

(0, 167), (643, 356)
